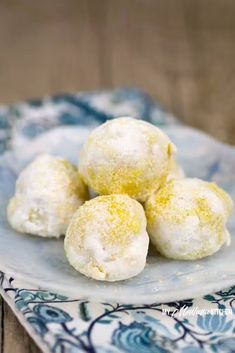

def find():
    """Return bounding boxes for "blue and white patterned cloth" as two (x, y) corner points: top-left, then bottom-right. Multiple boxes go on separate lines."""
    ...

(0, 89), (234, 353)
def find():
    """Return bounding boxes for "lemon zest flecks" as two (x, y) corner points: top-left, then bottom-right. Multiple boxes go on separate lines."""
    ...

(105, 196), (141, 246)
(194, 196), (225, 245)
(66, 195), (142, 253)
(87, 164), (165, 201)
(147, 184), (225, 233)
(145, 180), (175, 225)
(207, 182), (233, 217)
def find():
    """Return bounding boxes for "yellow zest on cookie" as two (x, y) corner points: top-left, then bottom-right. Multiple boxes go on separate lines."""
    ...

(64, 194), (149, 281)
(145, 178), (233, 260)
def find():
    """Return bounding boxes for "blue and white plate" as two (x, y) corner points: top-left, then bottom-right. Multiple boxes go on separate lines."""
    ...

(0, 89), (234, 303)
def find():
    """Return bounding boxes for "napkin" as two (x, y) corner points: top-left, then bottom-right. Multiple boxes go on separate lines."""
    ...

(0, 89), (234, 353)
(1, 273), (235, 353)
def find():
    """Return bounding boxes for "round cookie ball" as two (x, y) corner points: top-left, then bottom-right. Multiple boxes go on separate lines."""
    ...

(79, 117), (177, 202)
(7, 154), (88, 238)
(64, 194), (149, 281)
(145, 178), (233, 260)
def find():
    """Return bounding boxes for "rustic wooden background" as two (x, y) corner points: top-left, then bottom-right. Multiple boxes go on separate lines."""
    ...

(0, 0), (235, 352)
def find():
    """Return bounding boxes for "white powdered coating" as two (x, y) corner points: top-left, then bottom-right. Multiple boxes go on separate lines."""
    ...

(64, 194), (149, 281)
(79, 117), (177, 202)
(145, 178), (233, 260)
(7, 154), (88, 238)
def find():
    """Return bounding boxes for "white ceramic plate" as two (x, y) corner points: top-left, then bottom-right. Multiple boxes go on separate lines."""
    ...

(1, 90), (235, 303)
(0, 117), (235, 304)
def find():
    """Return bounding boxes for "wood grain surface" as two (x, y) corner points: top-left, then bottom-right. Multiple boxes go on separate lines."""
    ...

(0, 0), (235, 352)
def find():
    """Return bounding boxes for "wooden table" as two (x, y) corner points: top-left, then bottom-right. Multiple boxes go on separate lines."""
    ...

(0, 0), (234, 352)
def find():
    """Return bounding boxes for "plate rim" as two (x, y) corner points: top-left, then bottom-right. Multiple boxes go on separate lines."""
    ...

(1, 262), (235, 304)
